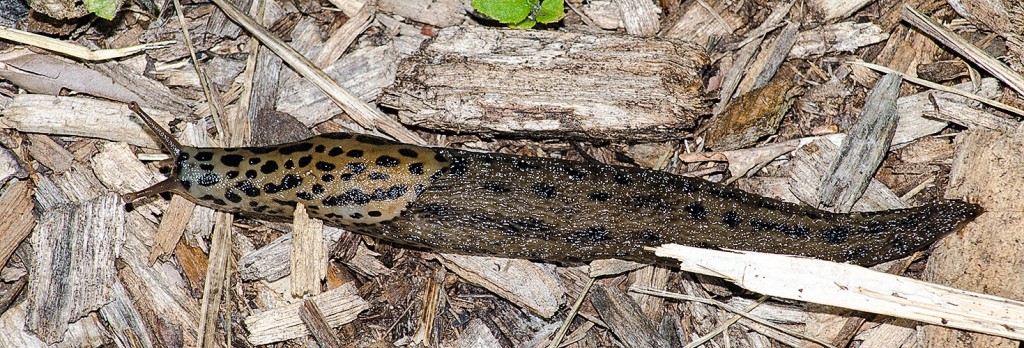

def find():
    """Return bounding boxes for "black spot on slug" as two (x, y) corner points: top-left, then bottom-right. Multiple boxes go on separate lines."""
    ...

(448, 157), (469, 177)
(346, 163), (366, 174)
(225, 171), (238, 179)
(350, 213), (363, 219)
(195, 151), (214, 161)
(321, 174), (334, 182)
(263, 174), (303, 194)
(376, 155), (400, 167)
(371, 185), (408, 201)
(532, 183), (557, 199)
(640, 229), (661, 242)
(278, 142), (313, 155)
(587, 192), (611, 202)
(845, 247), (871, 262)
(613, 173), (632, 185)
(311, 184), (325, 195)
(298, 155), (312, 168)
(181, 180), (192, 190)
(199, 194), (227, 206)
(316, 161), (337, 171)
(272, 199), (298, 208)
(260, 161), (279, 174)
(346, 149), (363, 158)
(368, 211), (383, 217)
(328, 148), (344, 156)
(315, 144), (325, 153)
(224, 190), (242, 203)
(369, 172), (390, 180)
(196, 173), (220, 186)
(245, 170), (258, 179)
(199, 163), (215, 171)
(821, 226), (851, 245)
(340, 174), (354, 181)
(434, 153), (448, 163)
(482, 182), (510, 193)
(398, 148), (419, 158)
(408, 163), (424, 175)
(220, 154), (244, 166)
(566, 168), (586, 181)
(685, 202), (707, 220)
(249, 158), (261, 165)
(297, 192), (314, 200)
(284, 160), (295, 170)
(323, 189), (372, 206)
(573, 226), (610, 242)
(723, 211), (742, 228)
(234, 181), (260, 197)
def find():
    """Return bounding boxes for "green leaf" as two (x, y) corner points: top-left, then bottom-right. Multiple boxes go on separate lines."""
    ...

(508, 18), (537, 29)
(535, 0), (565, 24)
(86, 0), (123, 20)
(471, 0), (537, 24)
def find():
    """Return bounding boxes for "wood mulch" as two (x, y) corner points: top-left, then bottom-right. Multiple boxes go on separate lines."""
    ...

(0, 0), (1021, 346)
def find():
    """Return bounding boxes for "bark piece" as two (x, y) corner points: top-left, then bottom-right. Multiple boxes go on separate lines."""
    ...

(238, 226), (344, 282)
(590, 283), (669, 348)
(704, 77), (799, 150)
(382, 26), (708, 142)
(923, 129), (1024, 348)
(437, 254), (564, 318)
(615, 0), (659, 36)
(790, 22), (889, 58)
(1, 95), (176, 150)
(787, 135), (906, 211)
(291, 203), (327, 297)
(245, 282), (369, 345)
(298, 300), (344, 348)
(26, 194), (125, 343)
(817, 74), (901, 212)
(0, 180), (34, 269)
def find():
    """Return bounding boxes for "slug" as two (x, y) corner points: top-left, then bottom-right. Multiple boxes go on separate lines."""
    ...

(124, 103), (982, 266)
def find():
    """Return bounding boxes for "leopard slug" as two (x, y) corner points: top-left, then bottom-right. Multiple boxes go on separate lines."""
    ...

(124, 103), (982, 266)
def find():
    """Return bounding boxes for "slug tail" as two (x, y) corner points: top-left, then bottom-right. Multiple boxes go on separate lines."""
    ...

(838, 199), (982, 265)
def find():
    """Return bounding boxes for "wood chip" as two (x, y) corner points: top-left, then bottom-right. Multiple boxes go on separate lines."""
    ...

(244, 282), (369, 345)
(590, 283), (669, 348)
(382, 26), (708, 142)
(817, 73), (901, 212)
(437, 254), (564, 318)
(26, 194), (125, 343)
(291, 203), (327, 297)
(1, 95), (175, 149)
(923, 129), (1024, 347)
(0, 180), (34, 268)
(298, 299), (344, 348)
(615, 0), (660, 36)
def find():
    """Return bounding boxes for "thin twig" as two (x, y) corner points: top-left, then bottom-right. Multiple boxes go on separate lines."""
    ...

(850, 61), (1024, 118)
(0, 26), (173, 61)
(548, 277), (595, 348)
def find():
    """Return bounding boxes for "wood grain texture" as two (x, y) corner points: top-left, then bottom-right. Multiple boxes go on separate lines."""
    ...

(381, 26), (708, 142)
(923, 129), (1024, 348)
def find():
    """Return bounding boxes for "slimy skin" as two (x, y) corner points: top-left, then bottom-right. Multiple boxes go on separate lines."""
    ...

(124, 103), (982, 266)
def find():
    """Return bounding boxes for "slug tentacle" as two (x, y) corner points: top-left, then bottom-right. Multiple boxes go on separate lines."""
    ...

(125, 104), (982, 266)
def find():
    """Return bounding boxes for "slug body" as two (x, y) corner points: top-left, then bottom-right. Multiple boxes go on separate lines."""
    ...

(126, 104), (982, 266)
